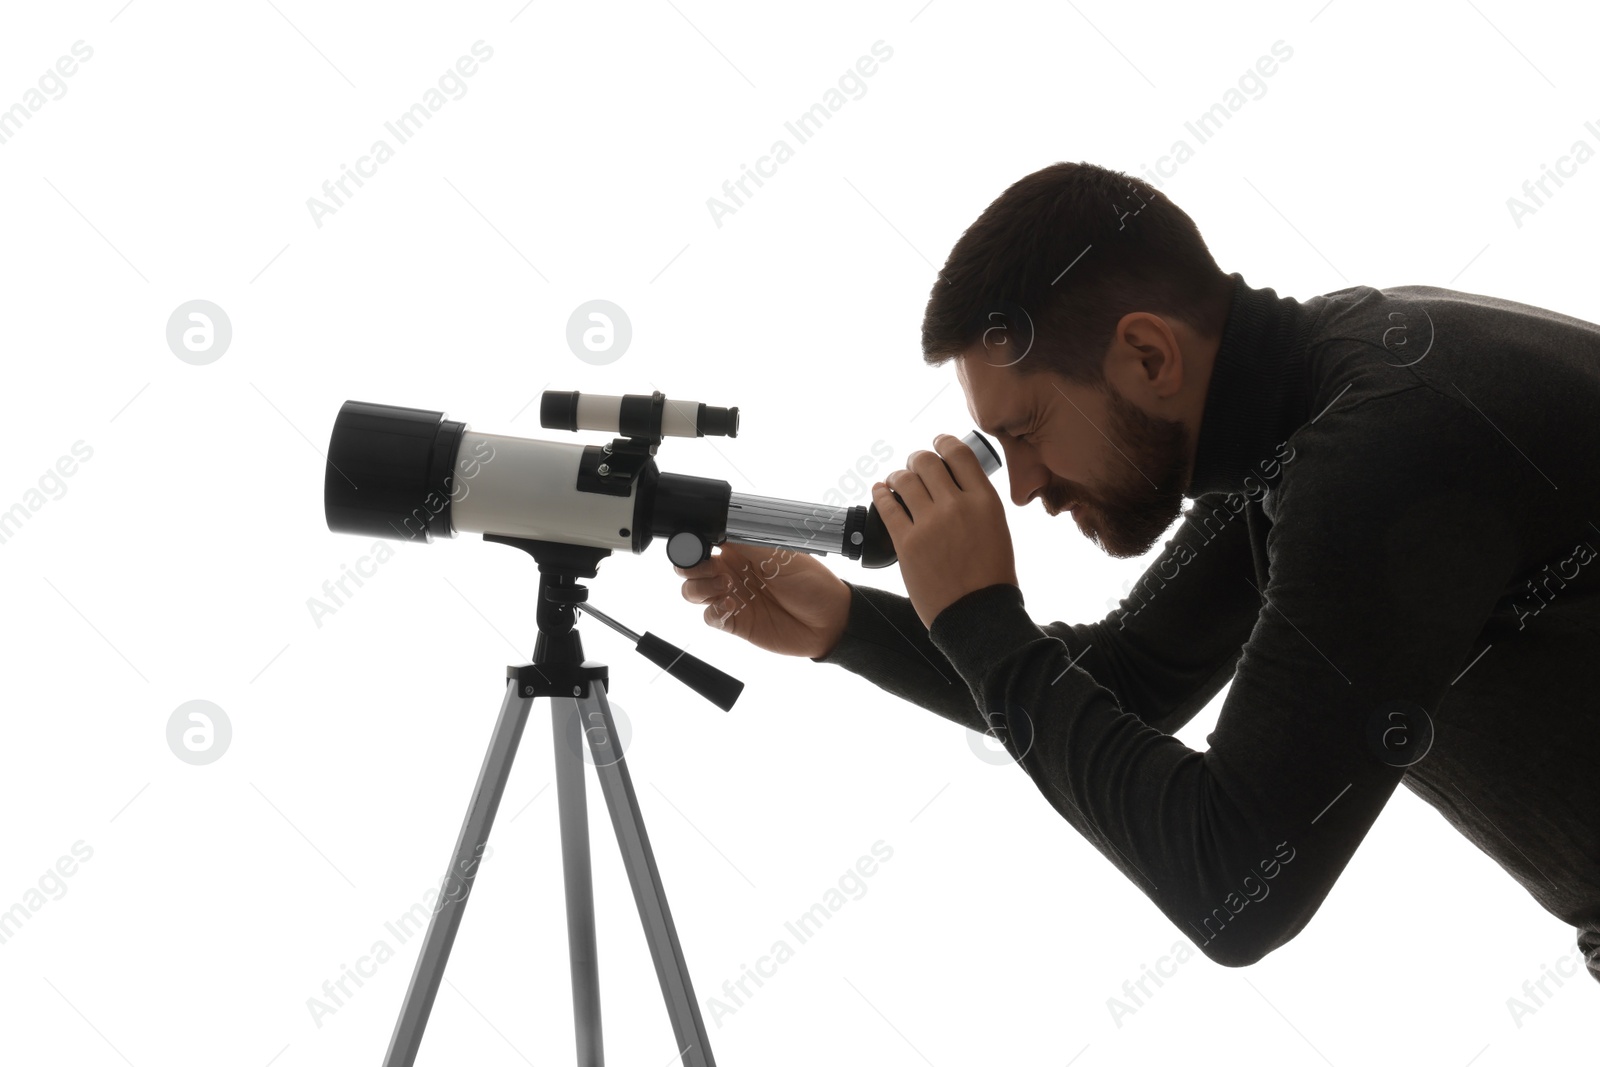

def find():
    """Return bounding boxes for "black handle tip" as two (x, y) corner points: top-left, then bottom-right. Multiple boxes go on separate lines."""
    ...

(636, 632), (744, 711)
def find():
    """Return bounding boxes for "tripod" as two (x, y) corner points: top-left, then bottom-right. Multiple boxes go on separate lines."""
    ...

(381, 535), (742, 1067)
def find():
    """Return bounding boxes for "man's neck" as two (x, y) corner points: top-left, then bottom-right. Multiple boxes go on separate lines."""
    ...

(1186, 273), (1318, 499)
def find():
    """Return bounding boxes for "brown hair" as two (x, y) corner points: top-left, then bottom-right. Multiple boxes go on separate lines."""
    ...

(921, 161), (1233, 385)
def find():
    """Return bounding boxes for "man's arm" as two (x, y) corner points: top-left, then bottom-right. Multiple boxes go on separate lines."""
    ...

(811, 490), (1263, 738)
(926, 385), (1525, 964)
(809, 579), (986, 734)
(1043, 490), (1264, 734)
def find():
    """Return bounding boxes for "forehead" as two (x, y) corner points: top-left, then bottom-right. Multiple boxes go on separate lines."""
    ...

(956, 351), (1028, 429)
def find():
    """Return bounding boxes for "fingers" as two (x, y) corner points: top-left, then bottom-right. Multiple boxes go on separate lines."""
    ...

(871, 482), (910, 538)
(678, 545), (732, 605)
(931, 434), (986, 492)
(876, 435), (986, 531)
(672, 545), (747, 631)
(681, 573), (732, 605)
(905, 448), (957, 502)
(703, 599), (739, 630)
(674, 542), (736, 580)
(883, 466), (933, 518)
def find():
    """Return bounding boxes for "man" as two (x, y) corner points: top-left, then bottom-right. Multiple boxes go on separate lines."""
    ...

(675, 161), (1600, 979)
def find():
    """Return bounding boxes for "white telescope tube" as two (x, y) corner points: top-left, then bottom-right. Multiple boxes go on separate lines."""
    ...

(449, 431), (637, 552)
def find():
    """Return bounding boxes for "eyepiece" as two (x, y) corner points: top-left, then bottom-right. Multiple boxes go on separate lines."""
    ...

(698, 403), (739, 438)
(540, 390), (580, 433)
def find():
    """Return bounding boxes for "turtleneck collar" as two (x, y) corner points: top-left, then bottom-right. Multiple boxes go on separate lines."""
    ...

(1187, 272), (1318, 499)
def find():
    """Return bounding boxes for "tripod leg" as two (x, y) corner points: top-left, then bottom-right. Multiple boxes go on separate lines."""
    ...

(552, 694), (603, 1065)
(577, 681), (717, 1067)
(383, 678), (534, 1067)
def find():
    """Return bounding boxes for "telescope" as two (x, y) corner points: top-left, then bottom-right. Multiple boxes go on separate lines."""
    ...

(323, 388), (1002, 569)
(322, 389), (1004, 1066)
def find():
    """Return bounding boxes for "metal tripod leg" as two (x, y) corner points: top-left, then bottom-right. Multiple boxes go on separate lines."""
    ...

(379, 672), (715, 1067)
(382, 678), (533, 1067)
(561, 680), (715, 1067)
(552, 687), (603, 1065)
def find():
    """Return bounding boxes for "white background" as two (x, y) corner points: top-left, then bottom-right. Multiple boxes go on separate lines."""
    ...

(1, 1), (1595, 1064)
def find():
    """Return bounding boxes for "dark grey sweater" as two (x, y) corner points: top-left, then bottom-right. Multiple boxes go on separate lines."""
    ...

(814, 272), (1600, 977)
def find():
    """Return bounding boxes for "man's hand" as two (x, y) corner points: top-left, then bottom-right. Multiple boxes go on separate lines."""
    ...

(873, 433), (1019, 630)
(676, 541), (852, 659)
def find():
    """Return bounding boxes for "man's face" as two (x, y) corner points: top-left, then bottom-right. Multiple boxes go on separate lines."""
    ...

(956, 350), (1192, 558)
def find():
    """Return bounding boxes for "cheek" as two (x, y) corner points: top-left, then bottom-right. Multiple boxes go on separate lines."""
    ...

(1041, 441), (1095, 494)
(1055, 424), (1104, 473)
(1036, 441), (1071, 480)
(1019, 444), (1053, 479)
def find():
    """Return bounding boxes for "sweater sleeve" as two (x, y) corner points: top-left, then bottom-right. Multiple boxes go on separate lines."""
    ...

(810, 489), (1265, 738)
(925, 385), (1526, 965)
(807, 579), (988, 735)
(1037, 490), (1265, 735)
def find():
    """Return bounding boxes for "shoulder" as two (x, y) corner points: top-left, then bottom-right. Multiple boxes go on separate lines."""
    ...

(1285, 283), (1451, 435)
(1266, 382), (1524, 578)
(1304, 282), (1443, 353)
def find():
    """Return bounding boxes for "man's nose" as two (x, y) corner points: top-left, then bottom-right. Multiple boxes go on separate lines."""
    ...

(1009, 463), (1044, 508)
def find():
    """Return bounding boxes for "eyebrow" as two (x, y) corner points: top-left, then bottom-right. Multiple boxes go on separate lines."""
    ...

(982, 416), (1028, 438)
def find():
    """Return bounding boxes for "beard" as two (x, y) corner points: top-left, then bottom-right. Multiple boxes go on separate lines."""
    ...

(1046, 381), (1192, 559)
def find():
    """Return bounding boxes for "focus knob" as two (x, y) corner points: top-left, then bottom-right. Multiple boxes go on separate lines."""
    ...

(666, 531), (708, 567)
